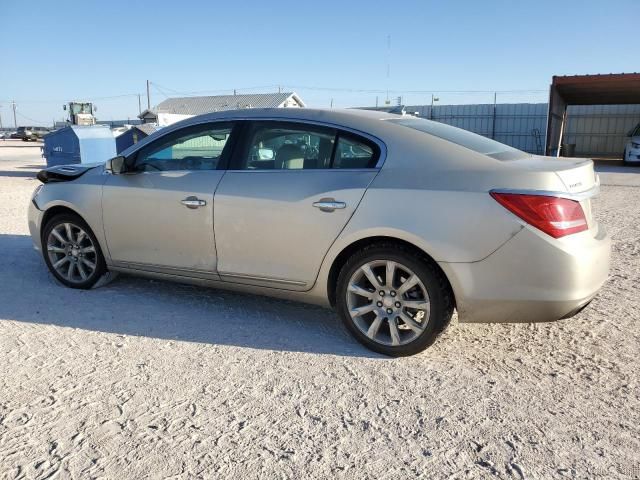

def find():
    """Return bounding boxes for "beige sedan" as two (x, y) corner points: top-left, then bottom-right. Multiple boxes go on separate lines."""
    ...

(28, 108), (610, 356)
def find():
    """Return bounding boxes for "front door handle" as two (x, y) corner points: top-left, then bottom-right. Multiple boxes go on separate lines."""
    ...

(313, 199), (346, 212)
(181, 196), (207, 209)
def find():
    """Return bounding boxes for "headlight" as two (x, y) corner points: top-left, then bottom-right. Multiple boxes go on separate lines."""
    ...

(32, 184), (44, 204)
(632, 142), (640, 149)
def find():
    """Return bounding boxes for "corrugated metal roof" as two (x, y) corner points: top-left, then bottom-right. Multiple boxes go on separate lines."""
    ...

(135, 124), (161, 136)
(156, 92), (304, 115)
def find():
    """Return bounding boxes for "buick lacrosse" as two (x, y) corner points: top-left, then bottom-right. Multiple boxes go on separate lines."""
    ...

(29, 108), (610, 356)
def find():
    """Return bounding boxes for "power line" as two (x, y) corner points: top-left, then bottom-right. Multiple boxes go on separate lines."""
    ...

(281, 85), (548, 95)
(0, 86), (548, 106)
(16, 111), (49, 126)
(148, 83), (281, 97)
(0, 93), (141, 104)
(150, 82), (171, 100)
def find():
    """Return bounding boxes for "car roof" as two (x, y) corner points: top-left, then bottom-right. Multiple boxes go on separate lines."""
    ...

(166, 108), (403, 135)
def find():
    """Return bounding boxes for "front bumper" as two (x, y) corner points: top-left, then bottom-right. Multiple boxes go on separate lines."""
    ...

(439, 222), (611, 323)
(625, 148), (640, 162)
(28, 198), (44, 252)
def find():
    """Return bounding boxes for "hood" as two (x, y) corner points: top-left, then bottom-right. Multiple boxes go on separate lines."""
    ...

(36, 162), (103, 184)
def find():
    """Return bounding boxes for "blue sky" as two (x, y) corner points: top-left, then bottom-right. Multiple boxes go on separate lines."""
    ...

(0, 0), (636, 126)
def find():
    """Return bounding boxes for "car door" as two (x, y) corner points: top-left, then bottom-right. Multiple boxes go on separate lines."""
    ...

(102, 121), (238, 278)
(214, 120), (382, 290)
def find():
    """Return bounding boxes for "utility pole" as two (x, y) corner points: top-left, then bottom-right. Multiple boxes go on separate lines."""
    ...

(330, 98), (334, 108)
(491, 92), (497, 139)
(429, 95), (440, 120)
(146, 80), (151, 110)
(137, 94), (142, 115)
(385, 34), (391, 105)
(11, 101), (17, 128)
(0, 105), (3, 129)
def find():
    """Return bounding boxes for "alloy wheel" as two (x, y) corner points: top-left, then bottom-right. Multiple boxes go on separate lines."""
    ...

(47, 222), (98, 283)
(346, 260), (431, 346)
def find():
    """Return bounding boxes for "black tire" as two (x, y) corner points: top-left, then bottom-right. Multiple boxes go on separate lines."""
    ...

(336, 244), (454, 357)
(41, 213), (107, 289)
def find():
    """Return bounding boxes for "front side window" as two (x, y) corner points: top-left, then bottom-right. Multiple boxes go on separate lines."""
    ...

(133, 123), (234, 172)
(240, 122), (337, 170)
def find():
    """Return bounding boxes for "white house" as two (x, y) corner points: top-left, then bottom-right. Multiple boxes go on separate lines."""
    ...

(146, 92), (305, 127)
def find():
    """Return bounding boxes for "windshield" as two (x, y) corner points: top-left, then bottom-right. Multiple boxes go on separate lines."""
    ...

(70, 103), (92, 115)
(387, 117), (528, 160)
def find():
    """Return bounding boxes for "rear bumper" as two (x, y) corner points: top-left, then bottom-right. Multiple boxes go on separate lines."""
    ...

(439, 222), (611, 323)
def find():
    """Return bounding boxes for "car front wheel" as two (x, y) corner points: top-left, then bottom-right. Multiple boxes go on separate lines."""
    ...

(336, 244), (453, 356)
(42, 213), (107, 289)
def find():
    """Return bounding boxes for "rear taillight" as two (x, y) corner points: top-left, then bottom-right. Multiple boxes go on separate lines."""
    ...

(490, 192), (588, 238)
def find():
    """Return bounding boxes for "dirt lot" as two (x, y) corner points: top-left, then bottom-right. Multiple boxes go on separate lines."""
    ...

(1, 143), (639, 479)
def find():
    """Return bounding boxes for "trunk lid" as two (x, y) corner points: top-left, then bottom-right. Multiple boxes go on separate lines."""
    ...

(510, 155), (598, 194)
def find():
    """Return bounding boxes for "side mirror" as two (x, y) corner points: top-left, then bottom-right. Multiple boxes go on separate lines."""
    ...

(106, 155), (126, 174)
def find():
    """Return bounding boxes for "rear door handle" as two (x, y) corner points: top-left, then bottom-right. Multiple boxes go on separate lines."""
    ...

(313, 199), (346, 212)
(181, 196), (207, 209)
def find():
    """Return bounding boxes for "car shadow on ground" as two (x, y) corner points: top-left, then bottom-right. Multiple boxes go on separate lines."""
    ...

(0, 170), (39, 178)
(17, 164), (46, 170)
(1, 234), (380, 358)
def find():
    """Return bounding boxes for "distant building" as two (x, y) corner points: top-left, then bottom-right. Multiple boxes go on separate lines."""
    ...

(54, 119), (142, 130)
(115, 124), (161, 153)
(138, 109), (158, 124)
(152, 92), (305, 126)
(97, 119), (142, 128)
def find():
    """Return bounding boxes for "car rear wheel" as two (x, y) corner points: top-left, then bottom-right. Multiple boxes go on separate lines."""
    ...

(42, 213), (107, 289)
(336, 245), (453, 356)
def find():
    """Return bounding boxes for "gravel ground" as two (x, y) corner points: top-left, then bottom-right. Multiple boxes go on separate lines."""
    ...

(1, 144), (639, 479)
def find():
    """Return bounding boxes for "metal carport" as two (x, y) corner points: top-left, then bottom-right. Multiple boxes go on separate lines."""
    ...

(545, 73), (640, 156)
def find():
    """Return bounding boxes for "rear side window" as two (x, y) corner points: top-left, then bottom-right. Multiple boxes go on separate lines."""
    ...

(241, 122), (337, 170)
(333, 134), (377, 169)
(235, 121), (380, 170)
(387, 117), (527, 160)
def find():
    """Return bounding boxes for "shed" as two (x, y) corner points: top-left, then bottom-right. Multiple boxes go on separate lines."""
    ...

(43, 125), (117, 167)
(138, 109), (158, 124)
(115, 124), (161, 153)
(545, 73), (640, 156)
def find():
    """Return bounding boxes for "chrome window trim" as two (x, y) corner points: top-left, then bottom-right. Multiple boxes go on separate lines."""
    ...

(124, 116), (388, 170)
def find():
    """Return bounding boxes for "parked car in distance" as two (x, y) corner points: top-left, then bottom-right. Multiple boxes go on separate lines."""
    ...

(623, 122), (640, 164)
(28, 108), (611, 356)
(17, 126), (50, 142)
